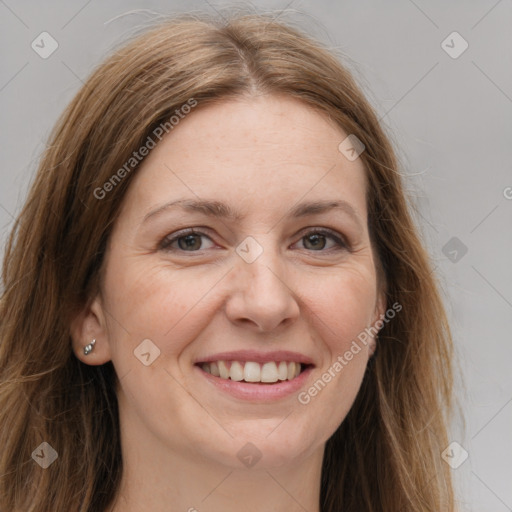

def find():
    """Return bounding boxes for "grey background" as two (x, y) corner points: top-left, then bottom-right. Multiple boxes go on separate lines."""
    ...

(1, 1), (511, 510)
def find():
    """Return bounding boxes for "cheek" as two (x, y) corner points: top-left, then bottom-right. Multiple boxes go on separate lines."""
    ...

(309, 266), (378, 352)
(300, 267), (376, 417)
(102, 258), (223, 362)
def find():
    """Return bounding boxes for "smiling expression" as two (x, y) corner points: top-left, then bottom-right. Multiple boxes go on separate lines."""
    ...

(82, 93), (385, 469)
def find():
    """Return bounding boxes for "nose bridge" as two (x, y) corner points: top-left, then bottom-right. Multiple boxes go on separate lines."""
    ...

(237, 233), (284, 284)
(226, 233), (300, 332)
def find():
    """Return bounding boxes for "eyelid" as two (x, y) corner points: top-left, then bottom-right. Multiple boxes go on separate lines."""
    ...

(293, 227), (350, 251)
(159, 226), (350, 253)
(159, 227), (215, 251)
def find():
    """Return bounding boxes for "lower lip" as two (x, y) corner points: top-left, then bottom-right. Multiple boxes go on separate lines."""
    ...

(195, 365), (314, 402)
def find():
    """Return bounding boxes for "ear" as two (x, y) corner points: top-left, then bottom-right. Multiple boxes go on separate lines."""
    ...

(368, 291), (387, 357)
(70, 294), (112, 365)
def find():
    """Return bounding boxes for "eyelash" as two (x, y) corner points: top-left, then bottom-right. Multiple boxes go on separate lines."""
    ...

(159, 227), (349, 254)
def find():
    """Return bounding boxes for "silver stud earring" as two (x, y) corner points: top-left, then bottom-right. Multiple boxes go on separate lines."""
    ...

(83, 339), (96, 355)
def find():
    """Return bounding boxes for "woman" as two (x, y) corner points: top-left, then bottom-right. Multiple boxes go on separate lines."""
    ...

(0, 12), (456, 511)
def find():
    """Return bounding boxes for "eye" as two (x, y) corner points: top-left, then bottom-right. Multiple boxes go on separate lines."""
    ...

(294, 228), (348, 252)
(159, 228), (215, 252)
(159, 227), (349, 254)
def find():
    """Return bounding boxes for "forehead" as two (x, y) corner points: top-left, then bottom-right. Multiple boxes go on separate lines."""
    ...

(120, 94), (368, 222)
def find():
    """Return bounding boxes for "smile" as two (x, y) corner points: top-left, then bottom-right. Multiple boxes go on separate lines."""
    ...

(199, 360), (305, 383)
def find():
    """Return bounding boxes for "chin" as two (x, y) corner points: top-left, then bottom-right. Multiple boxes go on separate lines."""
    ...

(190, 422), (323, 471)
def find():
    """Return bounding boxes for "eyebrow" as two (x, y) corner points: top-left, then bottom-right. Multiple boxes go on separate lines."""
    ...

(142, 198), (362, 228)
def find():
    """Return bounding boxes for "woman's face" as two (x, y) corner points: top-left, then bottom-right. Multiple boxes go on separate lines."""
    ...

(77, 94), (385, 469)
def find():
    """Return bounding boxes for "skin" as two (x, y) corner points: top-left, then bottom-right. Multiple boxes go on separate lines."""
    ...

(72, 94), (385, 512)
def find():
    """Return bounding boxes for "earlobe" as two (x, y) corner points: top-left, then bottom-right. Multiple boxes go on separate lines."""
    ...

(70, 295), (112, 365)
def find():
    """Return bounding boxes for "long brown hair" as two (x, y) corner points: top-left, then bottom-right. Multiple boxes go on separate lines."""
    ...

(0, 11), (455, 511)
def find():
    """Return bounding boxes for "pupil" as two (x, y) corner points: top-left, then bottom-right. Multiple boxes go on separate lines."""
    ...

(306, 234), (325, 250)
(179, 234), (200, 250)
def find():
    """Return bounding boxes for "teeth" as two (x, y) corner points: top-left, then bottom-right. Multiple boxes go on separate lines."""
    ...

(277, 361), (288, 380)
(209, 361), (220, 377)
(229, 361), (244, 381)
(261, 362), (278, 383)
(218, 360), (229, 379)
(244, 361), (261, 382)
(200, 360), (304, 383)
(287, 362), (295, 380)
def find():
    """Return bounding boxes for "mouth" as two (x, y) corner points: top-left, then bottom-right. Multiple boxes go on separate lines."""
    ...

(194, 350), (315, 404)
(195, 360), (314, 384)
(193, 351), (315, 401)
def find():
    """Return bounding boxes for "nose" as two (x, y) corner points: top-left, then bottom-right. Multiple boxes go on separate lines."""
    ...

(224, 242), (300, 334)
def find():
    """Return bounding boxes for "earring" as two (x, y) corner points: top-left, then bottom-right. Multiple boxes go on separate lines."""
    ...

(83, 339), (96, 355)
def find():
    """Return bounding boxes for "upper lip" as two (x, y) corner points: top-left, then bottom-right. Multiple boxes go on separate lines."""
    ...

(194, 350), (315, 366)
